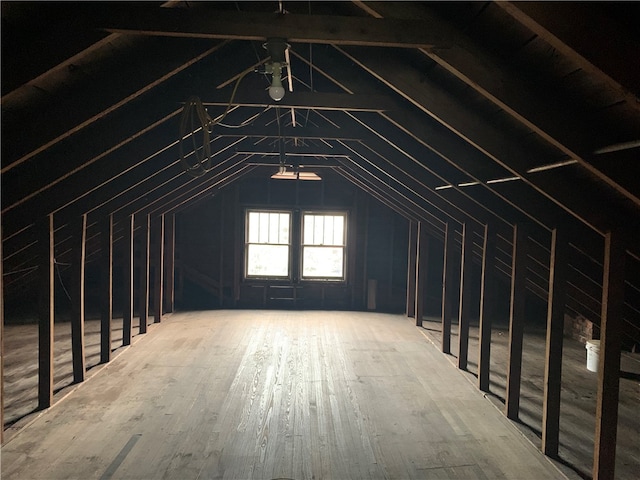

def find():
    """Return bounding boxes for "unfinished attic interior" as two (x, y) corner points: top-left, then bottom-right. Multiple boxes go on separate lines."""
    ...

(1, 1), (639, 479)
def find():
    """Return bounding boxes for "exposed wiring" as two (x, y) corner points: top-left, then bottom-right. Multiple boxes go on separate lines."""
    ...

(179, 68), (250, 178)
(2, 265), (38, 276)
(54, 260), (72, 301)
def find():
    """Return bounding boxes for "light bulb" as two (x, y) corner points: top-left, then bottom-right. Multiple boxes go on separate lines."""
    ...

(269, 85), (285, 101)
(268, 62), (285, 101)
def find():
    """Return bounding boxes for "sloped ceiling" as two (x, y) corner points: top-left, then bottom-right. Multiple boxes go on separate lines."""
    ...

(2, 1), (639, 320)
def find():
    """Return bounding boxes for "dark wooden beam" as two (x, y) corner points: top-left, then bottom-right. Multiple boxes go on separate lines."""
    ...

(335, 158), (445, 237)
(37, 214), (54, 409)
(441, 222), (457, 355)
(100, 8), (448, 48)
(406, 221), (417, 318)
(334, 168), (420, 224)
(122, 214), (134, 346)
(202, 91), (396, 112)
(153, 215), (165, 324)
(138, 214), (150, 335)
(100, 214), (113, 364)
(152, 164), (254, 219)
(457, 222), (474, 370)
(542, 228), (569, 456)
(300, 47), (586, 244)
(2, 38), (227, 172)
(478, 223), (496, 392)
(593, 230), (626, 480)
(414, 222), (428, 327)
(70, 214), (87, 383)
(359, 1), (640, 207)
(505, 224), (530, 420)
(496, 2), (640, 112)
(164, 214), (175, 314)
(335, 45), (640, 255)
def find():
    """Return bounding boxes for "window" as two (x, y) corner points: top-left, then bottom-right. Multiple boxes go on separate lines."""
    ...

(244, 209), (347, 281)
(245, 211), (291, 277)
(301, 213), (346, 279)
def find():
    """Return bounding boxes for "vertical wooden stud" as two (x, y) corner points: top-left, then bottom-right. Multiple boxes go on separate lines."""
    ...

(457, 223), (474, 370)
(154, 215), (165, 324)
(593, 230), (626, 480)
(164, 214), (175, 314)
(406, 221), (417, 318)
(506, 223), (529, 420)
(1, 223), (5, 440)
(478, 223), (496, 392)
(37, 214), (54, 409)
(122, 215), (134, 346)
(542, 228), (569, 456)
(414, 222), (429, 327)
(219, 198), (225, 308)
(233, 185), (241, 306)
(138, 214), (150, 334)
(100, 214), (113, 364)
(70, 214), (87, 382)
(441, 222), (457, 354)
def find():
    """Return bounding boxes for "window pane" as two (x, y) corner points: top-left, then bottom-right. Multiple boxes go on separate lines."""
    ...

(247, 245), (289, 276)
(334, 216), (344, 245)
(314, 216), (323, 244)
(259, 213), (269, 243)
(303, 215), (314, 244)
(324, 216), (334, 245)
(269, 213), (280, 243)
(248, 212), (259, 243)
(302, 246), (344, 278)
(279, 213), (290, 244)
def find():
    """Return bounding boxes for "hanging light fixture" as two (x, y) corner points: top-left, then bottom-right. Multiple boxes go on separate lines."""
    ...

(264, 38), (290, 102)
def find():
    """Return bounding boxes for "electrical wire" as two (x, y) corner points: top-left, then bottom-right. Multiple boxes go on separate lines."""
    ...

(179, 68), (250, 178)
(54, 260), (72, 301)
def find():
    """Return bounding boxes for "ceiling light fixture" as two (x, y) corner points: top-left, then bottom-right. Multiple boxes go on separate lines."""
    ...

(271, 166), (322, 181)
(434, 184), (453, 190)
(458, 181), (480, 187)
(264, 38), (290, 102)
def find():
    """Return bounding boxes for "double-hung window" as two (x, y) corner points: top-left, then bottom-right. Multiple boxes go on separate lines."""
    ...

(244, 209), (347, 281)
(245, 211), (291, 278)
(301, 213), (346, 280)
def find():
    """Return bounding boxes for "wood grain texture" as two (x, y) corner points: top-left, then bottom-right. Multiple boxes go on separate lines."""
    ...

(2, 310), (565, 480)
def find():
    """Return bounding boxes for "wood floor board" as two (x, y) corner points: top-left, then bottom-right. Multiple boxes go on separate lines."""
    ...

(2, 310), (568, 479)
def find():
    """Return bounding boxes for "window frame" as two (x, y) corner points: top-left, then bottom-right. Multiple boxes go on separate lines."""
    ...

(243, 208), (349, 283)
(244, 209), (293, 280)
(300, 210), (348, 282)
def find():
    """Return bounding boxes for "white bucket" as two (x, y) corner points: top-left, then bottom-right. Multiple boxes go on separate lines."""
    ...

(586, 340), (600, 372)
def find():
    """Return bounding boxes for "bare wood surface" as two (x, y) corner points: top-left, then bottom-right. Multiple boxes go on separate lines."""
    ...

(593, 231), (626, 480)
(37, 215), (54, 409)
(1, 310), (565, 480)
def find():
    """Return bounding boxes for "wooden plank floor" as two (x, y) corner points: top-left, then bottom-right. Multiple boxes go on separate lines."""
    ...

(1, 310), (566, 480)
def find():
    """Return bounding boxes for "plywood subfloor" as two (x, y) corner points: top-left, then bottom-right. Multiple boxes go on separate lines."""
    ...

(1, 310), (566, 480)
